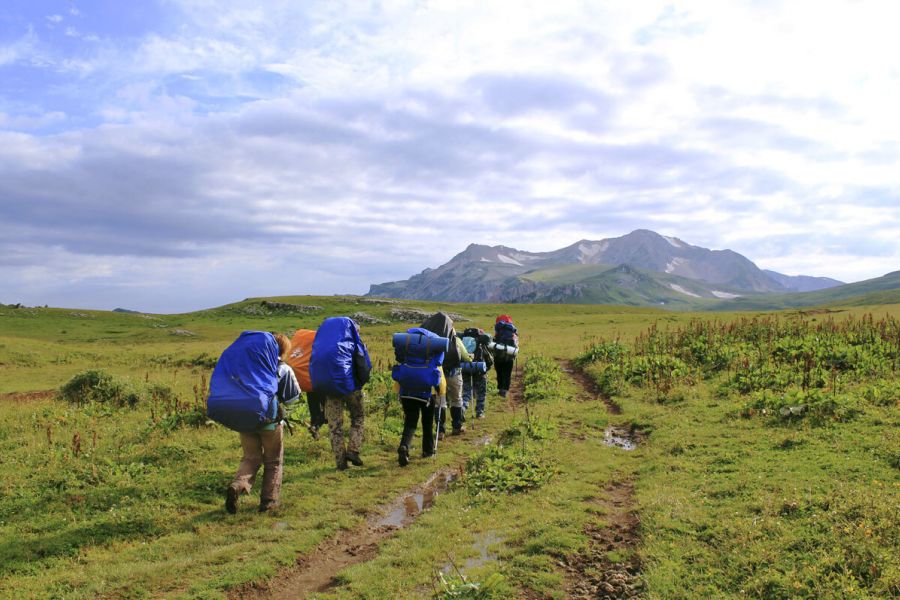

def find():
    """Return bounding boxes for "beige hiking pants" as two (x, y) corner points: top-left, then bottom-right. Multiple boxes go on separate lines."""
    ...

(231, 424), (284, 503)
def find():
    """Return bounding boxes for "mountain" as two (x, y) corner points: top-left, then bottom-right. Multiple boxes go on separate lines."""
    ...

(761, 270), (844, 292)
(706, 270), (900, 311)
(367, 229), (846, 306)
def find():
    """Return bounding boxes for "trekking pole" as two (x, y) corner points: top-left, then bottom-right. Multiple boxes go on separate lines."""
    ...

(433, 396), (445, 458)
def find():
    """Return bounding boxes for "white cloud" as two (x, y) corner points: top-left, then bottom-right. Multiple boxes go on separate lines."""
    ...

(3, 0), (900, 310)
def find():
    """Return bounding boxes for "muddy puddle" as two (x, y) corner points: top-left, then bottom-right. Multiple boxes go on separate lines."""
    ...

(377, 470), (458, 529)
(603, 426), (639, 451)
(440, 531), (505, 575)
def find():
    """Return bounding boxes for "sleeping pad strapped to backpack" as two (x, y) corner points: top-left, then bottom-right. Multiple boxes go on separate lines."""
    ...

(461, 327), (492, 374)
(310, 317), (372, 397)
(491, 316), (519, 358)
(207, 331), (280, 432)
(287, 329), (316, 392)
(392, 328), (449, 401)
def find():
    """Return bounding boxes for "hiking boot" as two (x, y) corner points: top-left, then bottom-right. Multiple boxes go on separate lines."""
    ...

(398, 445), (410, 467)
(498, 389), (507, 398)
(437, 431), (445, 441)
(308, 425), (320, 440)
(422, 451), (435, 458)
(225, 486), (239, 514)
(476, 412), (485, 419)
(451, 426), (465, 435)
(346, 452), (364, 467)
(259, 499), (279, 513)
(336, 456), (348, 471)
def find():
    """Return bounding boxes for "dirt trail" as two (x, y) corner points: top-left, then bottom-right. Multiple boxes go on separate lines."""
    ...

(233, 468), (461, 600)
(0, 390), (55, 403)
(560, 359), (644, 599)
(560, 359), (622, 414)
(236, 372), (526, 599)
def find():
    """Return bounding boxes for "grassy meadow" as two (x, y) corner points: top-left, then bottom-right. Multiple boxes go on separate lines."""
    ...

(0, 297), (897, 598)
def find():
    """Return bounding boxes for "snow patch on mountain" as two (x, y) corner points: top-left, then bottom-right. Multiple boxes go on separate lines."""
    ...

(497, 254), (523, 266)
(669, 284), (701, 298)
(711, 290), (742, 299)
(480, 257), (491, 262)
(664, 236), (683, 248)
(665, 257), (685, 274)
(578, 241), (608, 261)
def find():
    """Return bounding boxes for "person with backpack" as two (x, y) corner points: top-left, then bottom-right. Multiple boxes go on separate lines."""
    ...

(208, 331), (301, 514)
(420, 312), (470, 436)
(492, 315), (519, 398)
(461, 327), (493, 419)
(310, 317), (372, 471)
(391, 328), (449, 466)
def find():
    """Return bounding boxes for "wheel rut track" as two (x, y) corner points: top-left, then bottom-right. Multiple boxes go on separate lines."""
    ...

(233, 370), (527, 599)
(559, 358), (645, 599)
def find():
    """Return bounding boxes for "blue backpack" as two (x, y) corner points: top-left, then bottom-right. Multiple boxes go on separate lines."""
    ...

(310, 317), (371, 397)
(392, 328), (449, 401)
(495, 320), (518, 346)
(207, 331), (280, 432)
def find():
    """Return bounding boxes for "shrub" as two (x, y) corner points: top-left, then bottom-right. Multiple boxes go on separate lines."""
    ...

(58, 370), (142, 407)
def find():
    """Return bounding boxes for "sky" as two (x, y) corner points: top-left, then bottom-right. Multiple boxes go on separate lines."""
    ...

(2, 0), (899, 313)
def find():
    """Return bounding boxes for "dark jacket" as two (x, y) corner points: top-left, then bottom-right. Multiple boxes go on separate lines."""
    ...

(420, 312), (460, 371)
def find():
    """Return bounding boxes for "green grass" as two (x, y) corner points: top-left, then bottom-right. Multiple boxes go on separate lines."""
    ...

(1, 296), (898, 597)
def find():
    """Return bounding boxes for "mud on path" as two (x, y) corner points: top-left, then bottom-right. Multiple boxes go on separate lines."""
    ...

(559, 359), (622, 414)
(559, 358), (644, 598)
(233, 468), (461, 600)
(563, 478), (643, 599)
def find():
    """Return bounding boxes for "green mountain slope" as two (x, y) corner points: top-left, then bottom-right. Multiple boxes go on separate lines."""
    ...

(705, 271), (900, 311)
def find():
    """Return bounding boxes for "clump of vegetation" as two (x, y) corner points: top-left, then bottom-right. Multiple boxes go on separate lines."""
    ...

(58, 370), (142, 407)
(577, 313), (900, 419)
(498, 418), (556, 445)
(148, 379), (209, 431)
(465, 445), (554, 495)
(433, 570), (506, 599)
(522, 356), (564, 404)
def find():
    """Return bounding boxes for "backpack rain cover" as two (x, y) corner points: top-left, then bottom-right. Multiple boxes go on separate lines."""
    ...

(207, 331), (279, 432)
(392, 327), (448, 400)
(310, 317), (371, 397)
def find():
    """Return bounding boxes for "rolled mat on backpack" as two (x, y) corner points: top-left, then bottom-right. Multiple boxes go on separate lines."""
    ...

(460, 361), (488, 375)
(488, 341), (519, 357)
(392, 331), (450, 359)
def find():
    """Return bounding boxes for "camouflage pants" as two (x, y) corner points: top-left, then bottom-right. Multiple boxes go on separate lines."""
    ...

(325, 390), (364, 466)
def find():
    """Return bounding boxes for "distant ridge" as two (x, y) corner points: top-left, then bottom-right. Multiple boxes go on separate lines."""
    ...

(368, 229), (849, 308)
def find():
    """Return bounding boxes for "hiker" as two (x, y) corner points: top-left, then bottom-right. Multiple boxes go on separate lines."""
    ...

(461, 327), (493, 418)
(310, 317), (372, 471)
(213, 332), (301, 514)
(420, 312), (470, 436)
(391, 327), (449, 466)
(492, 314), (519, 398)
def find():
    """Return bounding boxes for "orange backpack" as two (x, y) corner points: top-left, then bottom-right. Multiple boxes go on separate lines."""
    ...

(287, 329), (316, 392)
